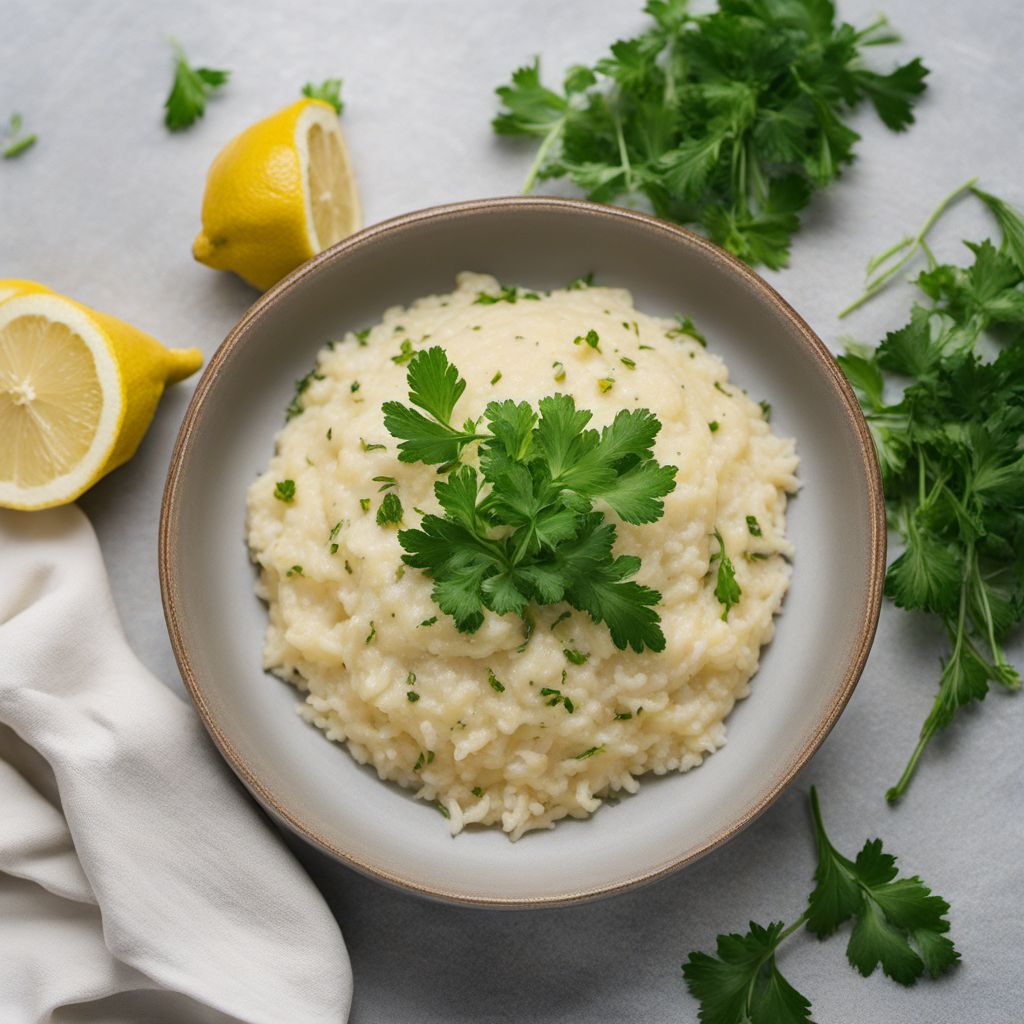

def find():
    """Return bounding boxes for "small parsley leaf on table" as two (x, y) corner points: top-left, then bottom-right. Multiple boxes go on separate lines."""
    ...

(383, 347), (677, 652)
(682, 788), (958, 1023)
(163, 38), (230, 131)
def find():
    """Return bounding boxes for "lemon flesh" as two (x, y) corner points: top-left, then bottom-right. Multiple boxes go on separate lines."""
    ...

(193, 99), (361, 292)
(0, 289), (202, 510)
(0, 315), (104, 488)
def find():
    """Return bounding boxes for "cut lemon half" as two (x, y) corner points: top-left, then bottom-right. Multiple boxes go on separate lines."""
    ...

(193, 98), (361, 292)
(0, 287), (202, 510)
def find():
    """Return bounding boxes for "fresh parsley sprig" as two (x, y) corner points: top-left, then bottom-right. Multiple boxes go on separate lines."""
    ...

(164, 38), (230, 131)
(682, 788), (958, 1023)
(493, 0), (928, 269)
(837, 184), (1024, 801)
(382, 347), (678, 652)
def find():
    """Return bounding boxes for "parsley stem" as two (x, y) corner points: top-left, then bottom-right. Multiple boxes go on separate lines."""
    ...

(887, 541), (974, 803)
(840, 177), (978, 318)
(523, 119), (565, 194)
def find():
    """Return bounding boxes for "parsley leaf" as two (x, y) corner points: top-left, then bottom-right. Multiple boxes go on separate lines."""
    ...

(301, 78), (344, 114)
(838, 184), (1024, 800)
(493, 4), (927, 269)
(711, 529), (741, 620)
(2, 112), (37, 159)
(385, 347), (677, 652)
(376, 492), (403, 526)
(164, 38), (230, 131)
(683, 788), (958, 1023)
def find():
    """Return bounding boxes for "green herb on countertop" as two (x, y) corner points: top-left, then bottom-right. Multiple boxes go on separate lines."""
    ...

(493, 0), (928, 269)
(382, 346), (677, 652)
(837, 183), (1024, 802)
(711, 528), (740, 620)
(301, 78), (344, 114)
(163, 38), (230, 131)
(376, 492), (404, 526)
(274, 479), (296, 503)
(2, 113), (37, 159)
(682, 787), (958, 1022)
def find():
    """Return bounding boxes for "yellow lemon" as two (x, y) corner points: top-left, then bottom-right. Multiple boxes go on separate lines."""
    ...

(0, 285), (203, 510)
(192, 99), (361, 292)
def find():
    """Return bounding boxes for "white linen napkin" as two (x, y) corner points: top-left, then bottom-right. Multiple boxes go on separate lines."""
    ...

(0, 505), (352, 1024)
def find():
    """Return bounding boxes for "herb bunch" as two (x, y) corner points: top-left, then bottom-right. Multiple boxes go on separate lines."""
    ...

(683, 788), (958, 1023)
(493, 0), (927, 269)
(838, 184), (1024, 801)
(382, 347), (678, 652)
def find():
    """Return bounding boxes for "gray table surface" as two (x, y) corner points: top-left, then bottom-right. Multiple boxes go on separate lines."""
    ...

(3, 1), (1022, 1021)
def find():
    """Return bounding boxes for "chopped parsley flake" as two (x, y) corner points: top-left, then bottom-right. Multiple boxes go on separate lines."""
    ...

(361, 438), (386, 452)
(714, 381), (731, 396)
(666, 314), (707, 347)
(567, 272), (594, 290)
(274, 479), (296, 502)
(540, 681), (574, 714)
(419, 616), (438, 627)
(435, 801), (451, 819)
(474, 285), (520, 304)
(573, 745), (604, 760)
(614, 711), (633, 720)
(746, 515), (763, 537)
(563, 647), (589, 665)
(286, 565), (303, 577)
(490, 370), (503, 385)
(759, 399), (772, 421)
(355, 328), (370, 345)
(471, 786), (484, 797)
(620, 356), (636, 370)
(359, 498), (371, 512)
(327, 427), (333, 440)
(550, 610), (571, 630)
(351, 381), (361, 393)
(597, 378), (615, 393)
(709, 420), (720, 432)
(552, 360), (566, 382)
(574, 329), (601, 351)
(365, 621), (376, 643)
(487, 669), (506, 693)
(407, 691), (420, 702)
(286, 368), (324, 420)
(711, 528), (741, 621)
(392, 339), (415, 365)
(376, 492), (404, 526)
(373, 475), (398, 491)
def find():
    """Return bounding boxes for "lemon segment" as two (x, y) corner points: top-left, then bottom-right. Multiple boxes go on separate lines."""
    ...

(193, 98), (361, 292)
(0, 290), (203, 510)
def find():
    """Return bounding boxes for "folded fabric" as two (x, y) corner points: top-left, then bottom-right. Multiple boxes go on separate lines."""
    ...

(0, 505), (351, 1024)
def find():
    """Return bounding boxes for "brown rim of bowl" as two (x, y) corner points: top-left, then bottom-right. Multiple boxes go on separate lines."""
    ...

(159, 195), (886, 909)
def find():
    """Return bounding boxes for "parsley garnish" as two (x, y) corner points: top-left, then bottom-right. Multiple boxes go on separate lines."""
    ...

(2, 113), (36, 159)
(382, 346), (677, 652)
(614, 711), (632, 720)
(351, 381), (361, 393)
(286, 368), (324, 421)
(407, 690), (420, 702)
(708, 420), (719, 433)
(597, 378), (615, 394)
(563, 648), (589, 665)
(487, 669), (506, 693)
(359, 498), (371, 512)
(552, 361), (566, 382)
(163, 38), (230, 131)
(540, 676), (575, 714)
(567, 273), (594, 290)
(301, 78), (344, 115)
(667, 314), (707, 347)
(746, 515), (762, 537)
(392, 339), (415, 365)
(574, 329), (601, 351)
(419, 617), (437, 628)
(490, 370), (503, 386)
(274, 479), (296, 503)
(376, 492), (404, 526)
(286, 565), (303, 577)
(573, 745), (604, 760)
(474, 285), (520, 304)
(759, 399), (772, 421)
(373, 475), (398, 491)
(837, 183), (1024, 801)
(711, 528), (741, 620)
(471, 786), (484, 798)
(435, 801), (450, 819)
(492, 6), (927, 268)
(620, 356), (636, 370)
(361, 438), (386, 452)
(682, 788), (958, 1021)
(364, 621), (376, 644)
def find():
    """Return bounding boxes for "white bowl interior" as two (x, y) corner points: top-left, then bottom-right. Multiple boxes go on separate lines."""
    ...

(163, 200), (880, 905)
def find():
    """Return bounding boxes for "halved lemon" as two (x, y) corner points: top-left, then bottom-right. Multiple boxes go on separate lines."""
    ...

(0, 286), (202, 510)
(192, 98), (361, 292)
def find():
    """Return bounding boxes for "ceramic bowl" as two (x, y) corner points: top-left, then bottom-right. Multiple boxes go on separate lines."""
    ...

(160, 197), (885, 907)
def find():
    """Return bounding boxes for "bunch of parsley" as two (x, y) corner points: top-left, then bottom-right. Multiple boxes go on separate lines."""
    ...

(838, 184), (1024, 801)
(492, 0), (927, 269)
(381, 347), (678, 652)
(683, 788), (958, 1022)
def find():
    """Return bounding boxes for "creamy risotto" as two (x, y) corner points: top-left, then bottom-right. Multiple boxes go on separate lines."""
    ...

(246, 272), (798, 839)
